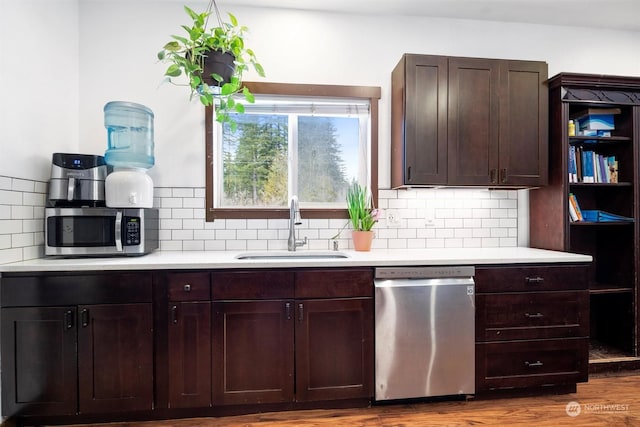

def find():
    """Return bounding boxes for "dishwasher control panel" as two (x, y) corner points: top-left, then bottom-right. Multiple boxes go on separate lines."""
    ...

(375, 266), (475, 280)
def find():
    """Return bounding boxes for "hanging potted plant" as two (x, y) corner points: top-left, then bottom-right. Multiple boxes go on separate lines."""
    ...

(157, 0), (265, 130)
(346, 183), (379, 251)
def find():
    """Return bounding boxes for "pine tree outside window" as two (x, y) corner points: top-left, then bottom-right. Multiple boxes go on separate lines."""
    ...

(205, 83), (381, 221)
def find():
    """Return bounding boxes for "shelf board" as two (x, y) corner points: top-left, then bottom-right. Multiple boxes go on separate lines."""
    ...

(571, 221), (634, 226)
(569, 182), (632, 187)
(569, 136), (631, 144)
(590, 340), (634, 361)
(589, 282), (634, 294)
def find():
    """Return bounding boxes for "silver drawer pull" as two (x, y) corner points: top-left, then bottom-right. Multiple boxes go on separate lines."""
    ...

(183, 284), (191, 292)
(525, 276), (544, 284)
(525, 360), (543, 368)
(525, 312), (544, 318)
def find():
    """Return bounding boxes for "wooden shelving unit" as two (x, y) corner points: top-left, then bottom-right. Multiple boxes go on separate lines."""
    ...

(530, 73), (640, 371)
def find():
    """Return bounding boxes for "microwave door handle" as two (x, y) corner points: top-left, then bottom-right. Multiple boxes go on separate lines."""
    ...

(114, 211), (123, 252)
(67, 177), (75, 201)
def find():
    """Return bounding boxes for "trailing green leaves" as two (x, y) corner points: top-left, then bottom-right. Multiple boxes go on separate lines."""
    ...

(157, 4), (266, 129)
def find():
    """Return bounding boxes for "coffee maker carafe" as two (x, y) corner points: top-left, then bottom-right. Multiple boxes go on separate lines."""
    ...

(47, 153), (108, 207)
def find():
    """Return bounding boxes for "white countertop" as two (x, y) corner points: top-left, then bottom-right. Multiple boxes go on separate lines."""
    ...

(0, 247), (592, 273)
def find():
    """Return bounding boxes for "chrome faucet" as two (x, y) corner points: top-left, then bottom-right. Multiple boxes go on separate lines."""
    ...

(288, 196), (307, 251)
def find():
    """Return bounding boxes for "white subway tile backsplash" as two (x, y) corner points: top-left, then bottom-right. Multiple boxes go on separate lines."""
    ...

(193, 229), (216, 240)
(12, 233), (34, 248)
(0, 177), (11, 191)
(215, 229), (237, 240)
(0, 205), (10, 219)
(161, 198), (182, 208)
(183, 219), (205, 230)
(0, 234), (11, 249)
(205, 240), (226, 251)
(0, 179), (522, 264)
(11, 206), (34, 219)
(0, 190), (22, 205)
(183, 197), (204, 208)
(12, 178), (35, 193)
(172, 229), (194, 240)
(0, 219), (22, 234)
(172, 208), (194, 219)
(183, 240), (205, 251)
(172, 188), (194, 198)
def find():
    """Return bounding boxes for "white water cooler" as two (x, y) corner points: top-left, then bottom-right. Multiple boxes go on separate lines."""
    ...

(103, 101), (155, 208)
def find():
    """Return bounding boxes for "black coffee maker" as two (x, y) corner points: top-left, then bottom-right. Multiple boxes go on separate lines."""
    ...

(47, 153), (108, 207)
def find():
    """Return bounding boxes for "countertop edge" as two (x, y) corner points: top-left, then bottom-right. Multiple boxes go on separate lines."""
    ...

(0, 248), (593, 273)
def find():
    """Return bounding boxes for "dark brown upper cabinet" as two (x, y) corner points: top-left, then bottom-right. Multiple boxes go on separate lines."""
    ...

(391, 54), (548, 188)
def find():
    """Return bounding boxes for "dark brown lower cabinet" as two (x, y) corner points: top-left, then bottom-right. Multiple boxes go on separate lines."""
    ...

(212, 297), (373, 405)
(77, 304), (153, 414)
(168, 301), (212, 409)
(211, 268), (374, 406)
(474, 264), (589, 393)
(0, 272), (154, 419)
(295, 298), (373, 402)
(1, 307), (78, 416)
(212, 300), (294, 405)
(1, 303), (153, 417)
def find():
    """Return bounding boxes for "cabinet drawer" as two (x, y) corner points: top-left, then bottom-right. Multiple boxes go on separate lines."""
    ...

(476, 338), (588, 390)
(476, 291), (589, 341)
(167, 272), (210, 301)
(1, 272), (152, 307)
(475, 265), (587, 293)
(212, 270), (294, 300)
(295, 268), (373, 298)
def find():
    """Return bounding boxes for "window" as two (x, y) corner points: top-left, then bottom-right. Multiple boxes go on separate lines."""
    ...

(205, 83), (381, 221)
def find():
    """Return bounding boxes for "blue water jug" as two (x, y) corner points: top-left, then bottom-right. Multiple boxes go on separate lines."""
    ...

(104, 101), (155, 169)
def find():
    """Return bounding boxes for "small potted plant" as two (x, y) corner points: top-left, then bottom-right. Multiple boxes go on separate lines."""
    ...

(157, 1), (265, 130)
(346, 183), (379, 251)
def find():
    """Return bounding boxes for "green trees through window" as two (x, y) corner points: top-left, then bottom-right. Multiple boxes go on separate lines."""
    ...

(221, 114), (360, 208)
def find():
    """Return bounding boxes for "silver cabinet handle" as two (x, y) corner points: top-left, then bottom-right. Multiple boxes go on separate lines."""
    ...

(525, 312), (544, 318)
(525, 360), (543, 368)
(525, 276), (544, 284)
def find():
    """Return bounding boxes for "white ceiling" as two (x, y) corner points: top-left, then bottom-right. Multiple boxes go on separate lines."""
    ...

(216, 0), (640, 32)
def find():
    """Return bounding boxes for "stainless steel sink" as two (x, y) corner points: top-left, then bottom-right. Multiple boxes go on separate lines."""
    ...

(235, 250), (349, 260)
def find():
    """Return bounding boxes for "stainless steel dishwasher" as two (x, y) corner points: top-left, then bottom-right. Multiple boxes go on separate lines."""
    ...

(374, 266), (475, 401)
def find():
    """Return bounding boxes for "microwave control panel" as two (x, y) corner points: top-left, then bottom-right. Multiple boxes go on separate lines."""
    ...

(123, 216), (141, 245)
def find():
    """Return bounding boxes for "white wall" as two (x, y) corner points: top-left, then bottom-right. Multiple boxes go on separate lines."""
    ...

(0, 0), (79, 180)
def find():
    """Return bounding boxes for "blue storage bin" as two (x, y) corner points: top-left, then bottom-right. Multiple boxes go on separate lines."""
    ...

(582, 210), (633, 222)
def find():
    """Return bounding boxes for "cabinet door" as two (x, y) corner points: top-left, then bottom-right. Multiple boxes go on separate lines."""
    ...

(396, 54), (448, 186)
(448, 57), (501, 186)
(77, 303), (153, 414)
(212, 300), (294, 405)
(498, 60), (548, 186)
(1, 307), (77, 417)
(168, 301), (211, 408)
(295, 298), (373, 402)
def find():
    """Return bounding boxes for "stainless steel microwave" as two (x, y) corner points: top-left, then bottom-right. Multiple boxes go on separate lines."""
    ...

(45, 207), (158, 257)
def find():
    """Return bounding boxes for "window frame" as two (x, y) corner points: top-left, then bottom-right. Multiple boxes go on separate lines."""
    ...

(205, 82), (381, 221)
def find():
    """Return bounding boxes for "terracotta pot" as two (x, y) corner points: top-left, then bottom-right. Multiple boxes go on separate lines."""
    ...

(351, 230), (374, 252)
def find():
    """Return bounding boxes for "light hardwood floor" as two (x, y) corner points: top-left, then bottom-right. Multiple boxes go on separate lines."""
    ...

(53, 373), (640, 427)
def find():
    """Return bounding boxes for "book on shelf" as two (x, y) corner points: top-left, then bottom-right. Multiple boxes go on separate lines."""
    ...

(581, 149), (595, 183)
(569, 145), (618, 184)
(568, 145), (577, 182)
(608, 156), (618, 183)
(568, 193), (583, 222)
